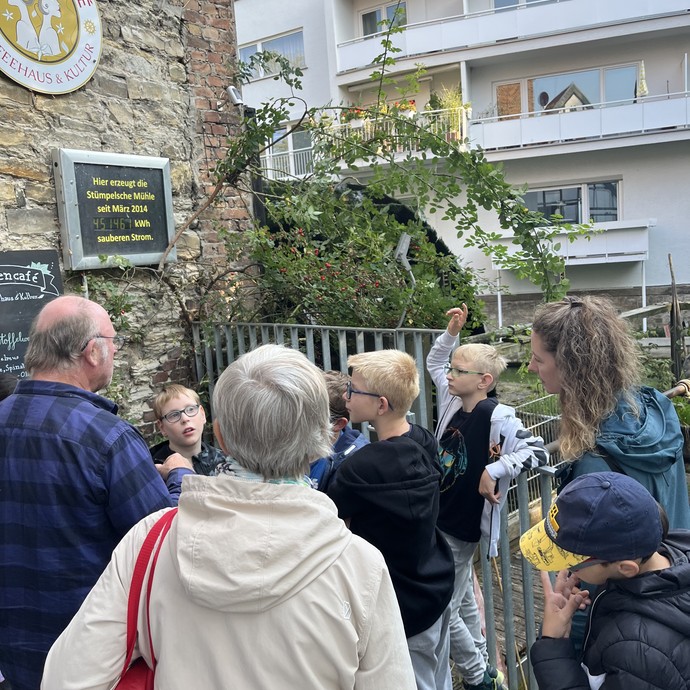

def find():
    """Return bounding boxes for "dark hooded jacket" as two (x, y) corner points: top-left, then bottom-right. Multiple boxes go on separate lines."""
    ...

(150, 439), (226, 476)
(557, 386), (690, 529)
(327, 423), (454, 637)
(531, 531), (690, 690)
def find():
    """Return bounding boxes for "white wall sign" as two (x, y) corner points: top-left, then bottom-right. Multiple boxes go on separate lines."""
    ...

(0, 0), (102, 94)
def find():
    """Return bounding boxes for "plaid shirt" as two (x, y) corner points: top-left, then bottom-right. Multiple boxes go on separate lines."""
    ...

(0, 380), (172, 690)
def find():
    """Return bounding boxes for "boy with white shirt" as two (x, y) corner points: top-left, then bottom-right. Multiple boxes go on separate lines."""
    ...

(427, 305), (547, 690)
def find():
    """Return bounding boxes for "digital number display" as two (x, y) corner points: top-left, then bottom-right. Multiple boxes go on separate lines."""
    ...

(93, 217), (133, 231)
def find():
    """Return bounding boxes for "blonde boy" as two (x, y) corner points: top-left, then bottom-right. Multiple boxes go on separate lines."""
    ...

(327, 349), (455, 690)
(427, 305), (548, 690)
(150, 384), (225, 477)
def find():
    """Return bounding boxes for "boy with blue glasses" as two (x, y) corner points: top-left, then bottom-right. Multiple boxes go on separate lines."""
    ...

(308, 370), (369, 492)
(328, 349), (455, 690)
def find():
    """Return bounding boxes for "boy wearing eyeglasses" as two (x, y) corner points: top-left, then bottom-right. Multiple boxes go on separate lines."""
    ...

(426, 305), (548, 690)
(327, 349), (456, 690)
(150, 384), (226, 485)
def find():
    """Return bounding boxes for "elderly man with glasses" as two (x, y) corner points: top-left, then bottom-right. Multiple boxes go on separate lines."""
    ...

(0, 295), (175, 690)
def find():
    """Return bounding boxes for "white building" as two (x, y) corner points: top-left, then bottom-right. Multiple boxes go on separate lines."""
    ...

(235, 0), (690, 326)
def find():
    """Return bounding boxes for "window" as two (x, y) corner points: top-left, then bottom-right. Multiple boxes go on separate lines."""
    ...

(239, 30), (306, 80)
(362, 2), (406, 37)
(524, 181), (618, 224)
(262, 126), (313, 180)
(530, 69), (600, 112)
(496, 82), (521, 119)
(496, 64), (639, 117)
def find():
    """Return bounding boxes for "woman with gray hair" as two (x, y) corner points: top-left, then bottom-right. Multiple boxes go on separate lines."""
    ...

(42, 344), (415, 690)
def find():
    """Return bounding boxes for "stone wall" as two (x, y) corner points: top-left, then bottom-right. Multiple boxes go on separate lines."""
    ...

(0, 0), (249, 439)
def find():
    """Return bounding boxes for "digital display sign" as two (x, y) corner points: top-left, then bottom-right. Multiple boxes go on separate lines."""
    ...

(53, 148), (177, 270)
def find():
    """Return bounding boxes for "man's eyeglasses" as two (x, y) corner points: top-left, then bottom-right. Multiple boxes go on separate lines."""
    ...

(346, 380), (394, 411)
(81, 335), (128, 352)
(443, 363), (485, 379)
(160, 404), (201, 424)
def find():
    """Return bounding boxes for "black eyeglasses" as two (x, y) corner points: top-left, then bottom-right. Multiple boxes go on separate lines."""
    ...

(567, 556), (607, 573)
(443, 363), (484, 378)
(160, 404), (201, 424)
(345, 380), (394, 411)
(81, 335), (128, 352)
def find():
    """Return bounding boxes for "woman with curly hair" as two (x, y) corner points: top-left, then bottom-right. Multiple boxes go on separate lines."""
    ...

(529, 295), (690, 529)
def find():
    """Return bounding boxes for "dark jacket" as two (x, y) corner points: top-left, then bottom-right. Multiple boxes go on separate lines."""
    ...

(0, 381), (172, 690)
(150, 439), (226, 476)
(309, 426), (369, 492)
(327, 423), (454, 637)
(531, 531), (690, 690)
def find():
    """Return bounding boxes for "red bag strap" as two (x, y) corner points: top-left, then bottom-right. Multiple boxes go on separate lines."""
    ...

(143, 509), (177, 675)
(120, 508), (178, 679)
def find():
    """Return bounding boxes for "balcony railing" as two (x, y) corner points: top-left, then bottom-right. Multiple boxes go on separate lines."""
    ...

(469, 91), (690, 151)
(260, 147), (314, 181)
(260, 108), (467, 177)
(330, 107), (466, 160)
(491, 220), (652, 268)
(260, 94), (689, 174)
(336, 0), (688, 73)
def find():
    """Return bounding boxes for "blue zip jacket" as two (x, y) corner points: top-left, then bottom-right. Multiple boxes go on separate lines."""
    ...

(309, 426), (369, 492)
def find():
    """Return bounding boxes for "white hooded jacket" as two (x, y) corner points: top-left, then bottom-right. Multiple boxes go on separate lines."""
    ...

(42, 474), (415, 690)
(427, 329), (549, 557)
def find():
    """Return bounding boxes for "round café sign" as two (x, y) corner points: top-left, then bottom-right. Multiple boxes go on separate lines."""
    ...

(0, 0), (101, 94)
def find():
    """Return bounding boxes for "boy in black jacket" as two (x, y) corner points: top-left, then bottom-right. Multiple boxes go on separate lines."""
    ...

(521, 471), (690, 690)
(328, 349), (455, 690)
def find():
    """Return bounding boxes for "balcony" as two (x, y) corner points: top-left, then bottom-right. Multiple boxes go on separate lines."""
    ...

(332, 107), (466, 150)
(260, 108), (467, 178)
(260, 147), (314, 181)
(492, 219), (651, 267)
(336, 0), (689, 73)
(469, 91), (690, 152)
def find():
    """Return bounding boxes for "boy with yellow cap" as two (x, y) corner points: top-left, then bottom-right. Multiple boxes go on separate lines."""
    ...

(520, 471), (690, 689)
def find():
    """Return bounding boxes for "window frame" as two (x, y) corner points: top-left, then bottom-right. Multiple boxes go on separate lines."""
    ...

(523, 180), (620, 224)
(494, 62), (641, 117)
(360, 2), (407, 37)
(238, 29), (306, 81)
(262, 125), (314, 179)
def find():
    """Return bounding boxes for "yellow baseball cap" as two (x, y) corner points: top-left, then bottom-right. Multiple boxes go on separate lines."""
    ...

(519, 502), (592, 571)
(519, 472), (662, 572)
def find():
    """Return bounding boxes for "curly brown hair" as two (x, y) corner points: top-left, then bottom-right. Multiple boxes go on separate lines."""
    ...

(532, 295), (641, 460)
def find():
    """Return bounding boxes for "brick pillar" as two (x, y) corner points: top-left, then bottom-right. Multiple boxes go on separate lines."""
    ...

(182, 0), (250, 260)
